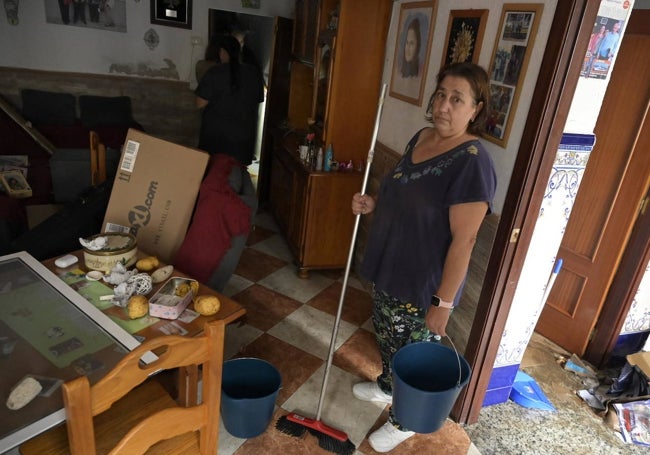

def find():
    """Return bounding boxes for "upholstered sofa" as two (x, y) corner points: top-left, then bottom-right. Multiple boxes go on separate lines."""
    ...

(20, 89), (143, 150)
(0, 90), (142, 251)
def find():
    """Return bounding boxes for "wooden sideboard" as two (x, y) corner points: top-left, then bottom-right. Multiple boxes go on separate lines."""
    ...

(266, 0), (391, 277)
(286, 0), (392, 163)
(269, 131), (362, 277)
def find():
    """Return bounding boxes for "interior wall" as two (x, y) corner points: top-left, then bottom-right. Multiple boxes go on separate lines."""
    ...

(0, 1), (293, 83)
(1, 0), (557, 216)
(377, 0), (558, 216)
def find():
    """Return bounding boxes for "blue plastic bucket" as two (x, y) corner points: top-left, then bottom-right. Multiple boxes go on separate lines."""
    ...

(221, 358), (281, 438)
(392, 341), (471, 433)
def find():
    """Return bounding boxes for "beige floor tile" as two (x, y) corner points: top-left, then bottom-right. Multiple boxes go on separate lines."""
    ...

(267, 305), (357, 360)
(259, 265), (333, 304)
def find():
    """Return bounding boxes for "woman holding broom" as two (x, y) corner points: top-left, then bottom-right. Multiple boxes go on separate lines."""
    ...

(351, 62), (496, 452)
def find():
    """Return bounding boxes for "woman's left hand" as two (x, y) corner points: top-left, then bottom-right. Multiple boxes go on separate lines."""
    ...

(425, 306), (452, 337)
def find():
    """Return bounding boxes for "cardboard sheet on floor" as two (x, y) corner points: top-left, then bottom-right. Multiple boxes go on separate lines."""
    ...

(627, 351), (650, 379)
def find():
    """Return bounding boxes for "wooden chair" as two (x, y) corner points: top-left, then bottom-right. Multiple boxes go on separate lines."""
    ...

(20, 320), (225, 455)
(89, 130), (107, 186)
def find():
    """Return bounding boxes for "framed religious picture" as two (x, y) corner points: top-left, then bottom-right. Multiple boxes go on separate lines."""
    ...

(150, 0), (192, 29)
(0, 170), (32, 198)
(441, 9), (488, 68)
(485, 3), (543, 147)
(389, 1), (437, 106)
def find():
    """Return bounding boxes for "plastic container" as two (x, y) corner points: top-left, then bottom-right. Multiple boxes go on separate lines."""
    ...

(324, 145), (333, 172)
(392, 341), (471, 433)
(509, 370), (556, 411)
(221, 358), (282, 438)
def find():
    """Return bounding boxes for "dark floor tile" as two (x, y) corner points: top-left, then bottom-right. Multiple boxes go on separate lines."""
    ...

(246, 224), (276, 246)
(235, 247), (288, 282)
(358, 410), (471, 455)
(232, 284), (303, 332)
(235, 333), (323, 405)
(333, 328), (382, 381)
(307, 281), (373, 326)
(318, 268), (346, 280)
(234, 408), (338, 454)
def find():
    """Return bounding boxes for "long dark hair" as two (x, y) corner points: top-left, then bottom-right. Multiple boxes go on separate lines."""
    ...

(400, 18), (421, 78)
(425, 62), (491, 136)
(206, 34), (242, 90)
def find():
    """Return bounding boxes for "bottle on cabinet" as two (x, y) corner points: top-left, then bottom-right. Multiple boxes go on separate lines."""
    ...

(324, 144), (333, 172)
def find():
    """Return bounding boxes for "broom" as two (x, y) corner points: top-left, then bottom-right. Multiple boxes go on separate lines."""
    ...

(276, 84), (388, 455)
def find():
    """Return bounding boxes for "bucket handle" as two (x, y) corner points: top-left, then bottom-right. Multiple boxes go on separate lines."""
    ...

(433, 334), (463, 387)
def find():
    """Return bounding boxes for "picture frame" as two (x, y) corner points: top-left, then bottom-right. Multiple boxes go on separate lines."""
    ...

(241, 0), (261, 8)
(485, 3), (543, 147)
(0, 170), (32, 198)
(150, 0), (192, 29)
(389, 1), (437, 106)
(441, 9), (488, 68)
(43, 0), (127, 32)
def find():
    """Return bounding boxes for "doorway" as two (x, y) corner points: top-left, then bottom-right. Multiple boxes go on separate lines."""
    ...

(207, 9), (277, 184)
(536, 10), (650, 359)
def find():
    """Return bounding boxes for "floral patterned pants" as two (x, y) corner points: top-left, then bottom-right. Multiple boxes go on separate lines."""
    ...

(371, 289), (437, 431)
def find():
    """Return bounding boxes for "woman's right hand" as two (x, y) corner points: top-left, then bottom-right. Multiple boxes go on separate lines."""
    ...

(352, 193), (376, 215)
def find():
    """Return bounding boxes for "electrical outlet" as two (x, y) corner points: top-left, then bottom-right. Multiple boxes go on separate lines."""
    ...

(191, 36), (203, 46)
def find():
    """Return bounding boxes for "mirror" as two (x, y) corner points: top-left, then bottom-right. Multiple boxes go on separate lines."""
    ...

(312, 32), (336, 139)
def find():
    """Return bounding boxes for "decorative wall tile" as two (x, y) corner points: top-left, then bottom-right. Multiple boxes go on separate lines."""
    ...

(484, 134), (594, 406)
(621, 260), (650, 335)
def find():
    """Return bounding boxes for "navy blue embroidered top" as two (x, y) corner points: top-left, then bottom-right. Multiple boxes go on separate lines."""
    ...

(360, 128), (497, 311)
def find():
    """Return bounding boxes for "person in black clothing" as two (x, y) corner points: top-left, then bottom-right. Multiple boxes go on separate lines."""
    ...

(195, 34), (264, 166)
(58, 0), (71, 24)
(232, 29), (264, 75)
(73, 0), (87, 24)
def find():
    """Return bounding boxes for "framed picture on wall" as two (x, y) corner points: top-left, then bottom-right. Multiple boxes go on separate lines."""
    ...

(151, 0), (192, 29)
(43, 0), (126, 32)
(440, 9), (488, 68)
(485, 3), (543, 147)
(389, 1), (437, 106)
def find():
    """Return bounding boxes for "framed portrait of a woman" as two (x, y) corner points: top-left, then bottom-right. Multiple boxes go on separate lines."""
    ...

(389, 1), (436, 106)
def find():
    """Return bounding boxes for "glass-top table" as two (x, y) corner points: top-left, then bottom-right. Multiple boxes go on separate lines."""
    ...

(0, 251), (143, 453)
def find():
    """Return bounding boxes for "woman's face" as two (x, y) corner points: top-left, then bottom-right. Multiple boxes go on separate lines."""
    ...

(404, 28), (418, 63)
(219, 47), (230, 63)
(431, 75), (482, 138)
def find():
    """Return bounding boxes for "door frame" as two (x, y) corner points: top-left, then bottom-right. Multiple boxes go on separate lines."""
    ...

(452, 0), (599, 424)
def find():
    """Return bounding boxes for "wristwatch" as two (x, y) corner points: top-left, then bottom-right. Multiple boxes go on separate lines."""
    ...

(431, 295), (454, 309)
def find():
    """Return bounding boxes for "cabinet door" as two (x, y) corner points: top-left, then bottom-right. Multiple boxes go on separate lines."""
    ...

(292, 0), (319, 64)
(300, 173), (362, 268)
(288, 166), (309, 258)
(323, 0), (392, 163)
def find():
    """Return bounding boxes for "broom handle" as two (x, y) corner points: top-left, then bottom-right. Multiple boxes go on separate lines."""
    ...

(315, 84), (387, 420)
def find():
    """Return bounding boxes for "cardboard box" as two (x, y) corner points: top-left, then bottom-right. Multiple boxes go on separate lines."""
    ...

(102, 129), (208, 264)
(627, 351), (650, 379)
